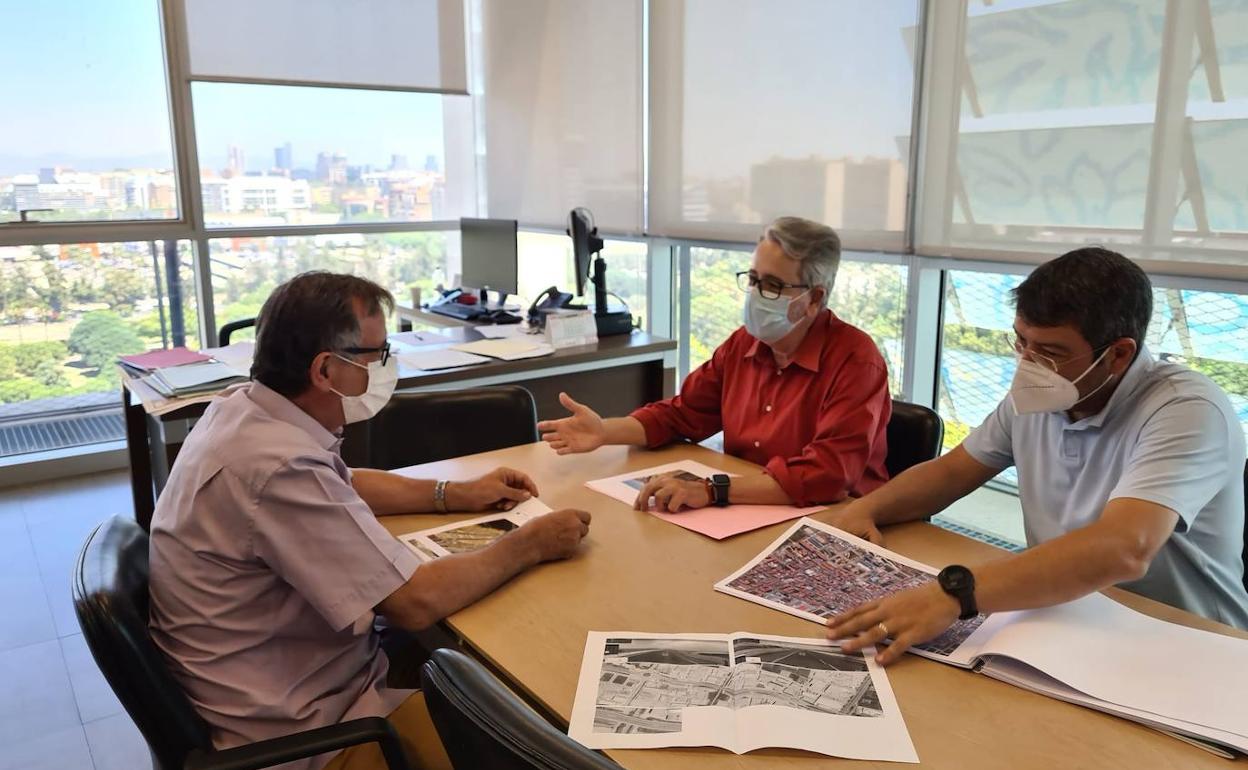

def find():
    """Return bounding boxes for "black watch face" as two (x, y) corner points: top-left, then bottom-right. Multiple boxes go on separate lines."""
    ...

(712, 474), (730, 487)
(941, 566), (973, 592)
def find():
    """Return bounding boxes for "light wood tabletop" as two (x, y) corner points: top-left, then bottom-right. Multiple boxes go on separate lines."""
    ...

(379, 442), (1248, 769)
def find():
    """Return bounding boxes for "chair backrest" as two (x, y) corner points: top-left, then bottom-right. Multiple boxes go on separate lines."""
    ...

(420, 649), (620, 770)
(218, 317), (257, 346)
(72, 515), (213, 770)
(343, 386), (539, 470)
(885, 400), (945, 478)
(1242, 461), (1247, 593)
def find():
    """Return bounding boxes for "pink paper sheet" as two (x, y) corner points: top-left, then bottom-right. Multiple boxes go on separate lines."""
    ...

(646, 504), (815, 540)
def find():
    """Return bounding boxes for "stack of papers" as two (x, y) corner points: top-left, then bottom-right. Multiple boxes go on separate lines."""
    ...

(398, 348), (492, 371)
(144, 361), (247, 398)
(118, 346), (210, 375)
(451, 338), (555, 361)
(390, 330), (457, 348)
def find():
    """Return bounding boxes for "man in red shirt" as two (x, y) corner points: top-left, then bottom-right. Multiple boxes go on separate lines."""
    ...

(538, 216), (891, 511)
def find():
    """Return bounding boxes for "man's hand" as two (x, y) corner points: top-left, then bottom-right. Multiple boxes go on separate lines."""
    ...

(447, 467), (539, 512)
(825, 582), (960, 666)
(819, 500), (884, 545)
(633, 473), (712, 513)
(517, 509), (592, 562)
(538, 393), (607, 455)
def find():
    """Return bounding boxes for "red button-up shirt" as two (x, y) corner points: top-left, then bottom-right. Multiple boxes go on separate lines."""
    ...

(631, 311), (891, 506)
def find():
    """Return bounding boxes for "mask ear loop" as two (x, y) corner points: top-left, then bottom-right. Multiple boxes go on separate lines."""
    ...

(1069, 346), (1116, 408)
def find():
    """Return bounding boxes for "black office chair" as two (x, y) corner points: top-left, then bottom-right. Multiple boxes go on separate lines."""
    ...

(72, 515), (412, 770)
(420, 649), (620, 770)
(218, 317), (257, 346)
(884, 400), (945, 478)
(343, 386), (539, 470)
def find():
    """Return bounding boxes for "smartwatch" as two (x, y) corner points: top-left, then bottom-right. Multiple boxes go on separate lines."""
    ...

(708, 474), (731, 507)
(937, 565), (978, 620)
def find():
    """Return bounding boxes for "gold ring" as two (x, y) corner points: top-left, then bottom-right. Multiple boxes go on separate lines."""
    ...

(877, 622), (890, 637)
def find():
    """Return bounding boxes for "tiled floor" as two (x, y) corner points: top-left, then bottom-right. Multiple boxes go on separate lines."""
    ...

(0, 470), (149, 770)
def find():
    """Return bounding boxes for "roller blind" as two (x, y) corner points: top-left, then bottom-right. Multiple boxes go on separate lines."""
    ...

(481, 0), (643, 232)
(183, 0), (467, 93)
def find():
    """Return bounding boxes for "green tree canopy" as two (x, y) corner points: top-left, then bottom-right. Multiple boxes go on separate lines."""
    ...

(67, 311), (144, 373)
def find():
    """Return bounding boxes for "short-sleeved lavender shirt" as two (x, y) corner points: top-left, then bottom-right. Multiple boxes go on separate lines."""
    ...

(149, 381), (420, 770)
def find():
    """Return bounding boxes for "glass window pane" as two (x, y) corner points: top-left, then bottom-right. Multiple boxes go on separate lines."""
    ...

(0, 240), (198, 457)
(209, 232), (458, 336)
(193, 84), (474, 228)
(0, 1), (177, 223)
(514, 232), (647, 327)
(650, 0), (917, 247)
(687, 247), (905, 394)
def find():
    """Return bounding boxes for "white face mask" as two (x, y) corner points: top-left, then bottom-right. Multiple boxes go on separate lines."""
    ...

(329, 354), (397, 424)
(743, 289), (811, 344)
(1008, 347), (1115, 415)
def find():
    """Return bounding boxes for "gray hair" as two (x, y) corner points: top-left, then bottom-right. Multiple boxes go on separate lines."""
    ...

(762, 217), (841, 302)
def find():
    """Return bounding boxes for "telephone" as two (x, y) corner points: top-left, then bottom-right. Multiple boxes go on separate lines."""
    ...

(526, 286), (575, 326)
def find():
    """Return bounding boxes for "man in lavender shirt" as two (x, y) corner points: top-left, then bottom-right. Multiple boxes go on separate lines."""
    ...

(149, 272), (591, 770)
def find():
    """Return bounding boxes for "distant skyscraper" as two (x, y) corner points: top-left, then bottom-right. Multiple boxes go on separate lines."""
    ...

(226, 145), (246, 177)
(274, 142), (293, 172)
(389, 154), (409, 171)
(329, 153), (348, 185)
(424, 154), (440, 173)
(316, 151), (332, 181)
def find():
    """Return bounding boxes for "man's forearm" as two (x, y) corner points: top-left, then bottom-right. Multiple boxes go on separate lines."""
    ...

(728, 473), (793, 505)
(391, 530), (540, 629)
(352, 468), (435, 515)
(602, 416), (649, 446)
(862, 448), (995, 526)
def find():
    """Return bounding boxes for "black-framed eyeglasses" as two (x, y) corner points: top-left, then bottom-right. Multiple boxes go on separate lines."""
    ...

(338, 341), (391, 366)
(736, 271), (810, 300)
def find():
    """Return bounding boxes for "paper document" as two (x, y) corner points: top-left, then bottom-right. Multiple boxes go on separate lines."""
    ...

(398, 499), (550, 562)
(568, 631), (917, 762)
(390, 330), (457, 348)
(398, 349), (491, 371)
(147, 361), (247, 397)
(474, 324), (533, 339)
(586, 460), (823, 539)
(452, 338), (555, 361)
(717, 518), (1248, 754)
(201, 341), (255, 374)
(119, 346), (209, 372)
(715, 518), (987, 661)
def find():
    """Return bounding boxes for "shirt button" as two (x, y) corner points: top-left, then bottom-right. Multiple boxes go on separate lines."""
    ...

(776, 369), (782, 376)
(754, 440), (761, 448)
(765, 405), (773, 412)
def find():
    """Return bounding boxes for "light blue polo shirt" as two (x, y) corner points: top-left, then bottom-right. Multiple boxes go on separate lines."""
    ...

(963, 346), (1248, 629)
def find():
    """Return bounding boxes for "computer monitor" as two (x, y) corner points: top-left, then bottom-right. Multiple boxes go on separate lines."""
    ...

(568, 207), (604, 299)
(460, 217), (518, 303)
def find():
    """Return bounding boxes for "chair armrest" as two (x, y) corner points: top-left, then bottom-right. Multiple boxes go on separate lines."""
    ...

(184, 716), (410, 770)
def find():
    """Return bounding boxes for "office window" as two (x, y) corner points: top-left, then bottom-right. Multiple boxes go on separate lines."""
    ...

(685, 247), (906, 396)
(916, 0), (1248, 269)
(481, 0), (643, 232)
(515, 232), (647, 328)
(209, 232), (457, 337)
(938, 267), (1248, 471)
(192, 84), (475, 227)
(649, 0), (918, 248)
(0, 240), (198, 456)
(0, 0), (177, 223)
(184, 0), (467, 93)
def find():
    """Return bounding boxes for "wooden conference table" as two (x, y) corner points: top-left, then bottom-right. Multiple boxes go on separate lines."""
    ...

(382, 442), (1248, 770)
(122, 329), (676, 529)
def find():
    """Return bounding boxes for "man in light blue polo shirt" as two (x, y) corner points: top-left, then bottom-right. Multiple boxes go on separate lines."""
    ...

(822, 247), (1248, 665)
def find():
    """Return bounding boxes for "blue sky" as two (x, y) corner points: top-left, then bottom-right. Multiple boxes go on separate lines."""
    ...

(0, 0), (445, 175)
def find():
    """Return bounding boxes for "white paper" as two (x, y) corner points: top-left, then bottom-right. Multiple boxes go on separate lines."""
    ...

(474, 324), (533, 339)
(398, 349), (492, 371)
(397, 498), (551, 562)
(390, 330), (457, 348)
(451, 338), (556, 361)
(568, 631), (917, 763)
(714, 518), (988, 664)
(963, 592), (1248, 740)
(202, 340), (255, 373)
(150, 360), (247, 393)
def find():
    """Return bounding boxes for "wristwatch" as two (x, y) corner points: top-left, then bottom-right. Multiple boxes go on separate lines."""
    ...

(707, 474), (730, 507)
(937, 565), (978, 620)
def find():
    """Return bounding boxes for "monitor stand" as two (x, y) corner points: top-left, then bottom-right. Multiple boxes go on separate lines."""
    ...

(589, 256), (634, 336)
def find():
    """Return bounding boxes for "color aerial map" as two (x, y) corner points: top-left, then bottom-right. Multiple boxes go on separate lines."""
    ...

(724, 524), (985, 657)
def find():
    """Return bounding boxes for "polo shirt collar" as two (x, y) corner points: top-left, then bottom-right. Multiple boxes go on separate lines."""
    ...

(1065, 345), (1156, 431)
(247, 380), (344, 451)
(744, 310), (833, 373)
